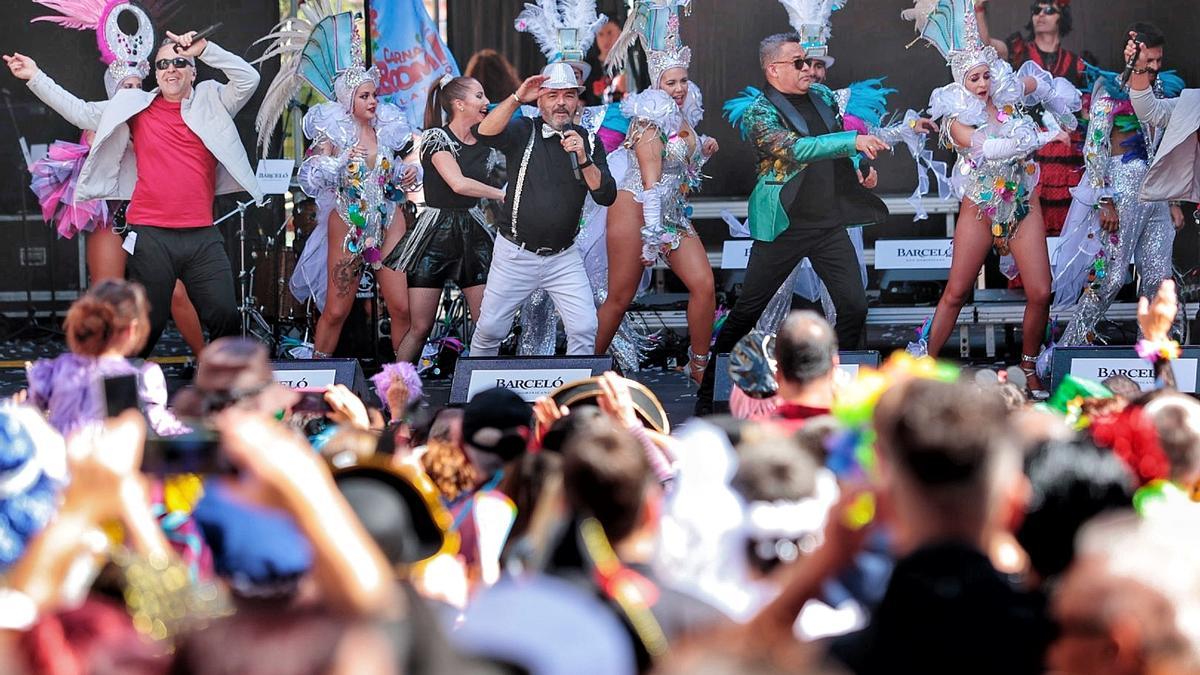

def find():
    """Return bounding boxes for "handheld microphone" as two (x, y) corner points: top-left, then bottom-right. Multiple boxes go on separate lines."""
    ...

(569, 152), (581, 182)
(173, 23), (223, 52)
(1120, 35), (1142, 88)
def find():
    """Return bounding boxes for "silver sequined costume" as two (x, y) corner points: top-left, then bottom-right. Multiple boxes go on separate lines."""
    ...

(1053, 82), (1178, 345)
(291, 101), (417, 310)
(928, 61), (1080, 255)
(613, 83), (711, 263)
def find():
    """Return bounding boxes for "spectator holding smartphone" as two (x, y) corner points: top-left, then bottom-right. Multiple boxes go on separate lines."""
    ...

(25, 279), (183, 437)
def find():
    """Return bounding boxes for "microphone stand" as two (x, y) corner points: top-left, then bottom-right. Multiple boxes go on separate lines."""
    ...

(214, 196), (272, 339)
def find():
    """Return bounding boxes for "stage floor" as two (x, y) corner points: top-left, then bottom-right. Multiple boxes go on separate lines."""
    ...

(0, 317), (1147, 426)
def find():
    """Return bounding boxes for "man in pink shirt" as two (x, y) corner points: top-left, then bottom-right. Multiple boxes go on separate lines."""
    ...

(6, 30), (262, 354)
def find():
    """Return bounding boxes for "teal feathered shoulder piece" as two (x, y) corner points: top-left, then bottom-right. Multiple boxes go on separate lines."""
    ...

(723, 86), (763, 139)
(1157, 71), (1186, 98)
(842, 78), (897, 129)
(1083, 61), (1186, 101)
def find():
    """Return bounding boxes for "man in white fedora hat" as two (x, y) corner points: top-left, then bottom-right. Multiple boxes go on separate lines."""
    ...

(469, 62), (617, 356)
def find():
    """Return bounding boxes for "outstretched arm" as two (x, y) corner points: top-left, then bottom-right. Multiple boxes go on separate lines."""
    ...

(746, 102), (889, 168)
(7, 53), (105, 131)
(170, 31), (260, 115)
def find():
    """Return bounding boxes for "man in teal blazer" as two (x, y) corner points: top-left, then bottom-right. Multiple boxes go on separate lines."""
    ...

(695, 32), (890, 415)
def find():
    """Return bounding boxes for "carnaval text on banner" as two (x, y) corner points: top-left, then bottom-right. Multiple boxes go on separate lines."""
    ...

(368, 0), (459, 130)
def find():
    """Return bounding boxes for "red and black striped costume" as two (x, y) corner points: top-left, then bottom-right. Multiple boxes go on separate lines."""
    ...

(1005, 33), (1086, 236)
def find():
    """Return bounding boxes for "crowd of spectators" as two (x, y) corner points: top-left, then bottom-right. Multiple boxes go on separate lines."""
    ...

(1, 276), (1199, 675)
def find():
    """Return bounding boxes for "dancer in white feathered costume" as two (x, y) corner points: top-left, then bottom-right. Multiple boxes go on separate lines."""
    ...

(254, 2), (420, 358)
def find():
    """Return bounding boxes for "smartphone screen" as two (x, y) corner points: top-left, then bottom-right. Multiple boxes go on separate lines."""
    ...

(291, 388), (332, 414)
(141, 424), (229, 475)
(103, 374), (141, 418)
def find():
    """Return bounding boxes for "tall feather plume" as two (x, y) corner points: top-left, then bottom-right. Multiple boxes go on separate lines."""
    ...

(775, 0), (838, 39)
(253, 0), (347, 155)
(30, 0), (105, 31)
(514, 0), (562, 61)
(561, 0), (607, 53)
(605, 0), (646, 73)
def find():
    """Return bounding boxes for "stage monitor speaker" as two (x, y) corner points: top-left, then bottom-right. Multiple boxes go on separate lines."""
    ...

(714, 350), (882, 403)
(270, 358), (370, 402)
(1050, 346), (1200, 394)
(450, 356), (615, 404)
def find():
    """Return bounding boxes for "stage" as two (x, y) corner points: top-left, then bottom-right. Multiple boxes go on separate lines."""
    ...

(0, 316), (1153, 426)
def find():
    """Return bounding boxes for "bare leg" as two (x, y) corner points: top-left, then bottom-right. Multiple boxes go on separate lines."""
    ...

(595, 192), (648, 354)
(313, 212), (360, 355)
(377, 213), (411, 355)
(667, 234), (716, 382)
(462, 284), (485, 326)
(170, 281), (205, 355)
(395, 287), (441, 363)
(86, 228), (126, 282)
(1006, 199), (1051, 391)
(926, 199), (995, 356)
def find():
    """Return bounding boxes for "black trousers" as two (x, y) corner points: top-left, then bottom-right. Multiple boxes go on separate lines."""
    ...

(695, 223), (867, 415)
(125, 225), (239, 357)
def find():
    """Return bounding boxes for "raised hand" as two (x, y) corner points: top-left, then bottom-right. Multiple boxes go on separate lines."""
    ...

(166, 30), (208, 58)
(1138, 279), (1178, 344)
(515, 74), (550, 103)
(597, 371), (640, 428)
(324, 383), (371, 430)
(3, 53), (38, 81)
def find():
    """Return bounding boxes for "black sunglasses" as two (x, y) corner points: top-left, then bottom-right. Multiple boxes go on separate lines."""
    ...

(772, 57), (822, 71)
(1031, 4), (1060, 15)
(155, 57), (194, 71)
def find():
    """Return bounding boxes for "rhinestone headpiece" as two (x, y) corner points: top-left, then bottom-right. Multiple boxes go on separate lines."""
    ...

(333, 15), (381, 110)
(646, 9), (691, 84)
(607, 0), (692, 88)
(104, 59), (151, 98)
(31, 0), (155, 98)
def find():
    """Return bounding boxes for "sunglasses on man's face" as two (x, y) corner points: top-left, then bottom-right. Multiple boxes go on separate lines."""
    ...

(772, 57), (821, 71)
(155, 57), (193, 71)
(1031, 4), (1060, 15)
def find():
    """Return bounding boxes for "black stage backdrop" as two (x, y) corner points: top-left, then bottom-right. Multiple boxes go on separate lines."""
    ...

(449, 0), (1200, 198)
(0, 1), (281, 303)
(0, 1), (280, 215)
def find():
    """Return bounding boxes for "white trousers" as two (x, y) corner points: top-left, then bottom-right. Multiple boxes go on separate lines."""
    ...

(470, 235), (598, 356)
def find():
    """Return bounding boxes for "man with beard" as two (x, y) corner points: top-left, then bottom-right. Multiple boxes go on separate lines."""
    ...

(470, 62), (617, 356)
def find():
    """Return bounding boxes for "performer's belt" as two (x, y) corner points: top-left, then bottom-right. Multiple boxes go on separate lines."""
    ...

(501, 232), (571, 257)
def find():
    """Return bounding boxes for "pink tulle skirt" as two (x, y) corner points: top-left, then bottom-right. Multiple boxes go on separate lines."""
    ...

(28, 140), (109, 239)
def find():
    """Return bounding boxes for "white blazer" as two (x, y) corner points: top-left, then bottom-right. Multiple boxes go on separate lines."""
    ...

(26, 41), (264, 205)
(1131, 86), (1200, 203)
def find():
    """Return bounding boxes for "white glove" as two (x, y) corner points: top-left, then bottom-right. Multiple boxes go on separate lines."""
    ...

(639, 187), (663, 264)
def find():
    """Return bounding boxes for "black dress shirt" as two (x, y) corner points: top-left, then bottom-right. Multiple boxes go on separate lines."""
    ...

(474, 116), (617, 253)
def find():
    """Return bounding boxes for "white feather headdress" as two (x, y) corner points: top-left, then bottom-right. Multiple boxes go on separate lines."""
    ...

(253, 1), (379, 154)
(775, 0), (847, 65)
(515, 0), (607, 80)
